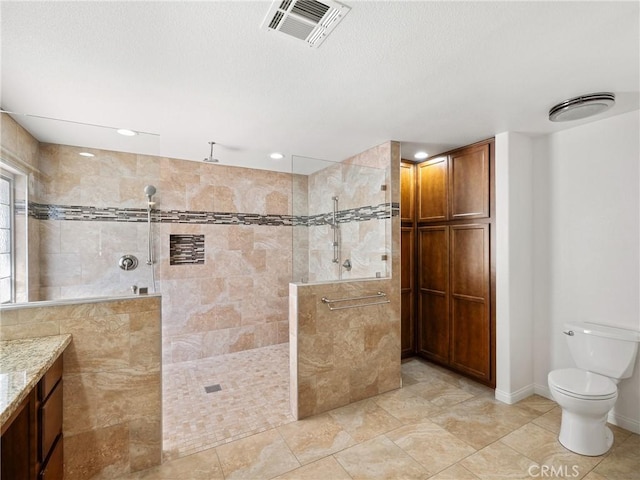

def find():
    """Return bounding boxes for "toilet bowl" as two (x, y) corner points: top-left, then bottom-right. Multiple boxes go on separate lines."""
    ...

(548, 368), (618, 456)
(547, 322), (640, 456)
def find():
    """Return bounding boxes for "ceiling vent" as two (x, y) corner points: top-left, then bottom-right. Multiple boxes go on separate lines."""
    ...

(261, 0), (351, 48)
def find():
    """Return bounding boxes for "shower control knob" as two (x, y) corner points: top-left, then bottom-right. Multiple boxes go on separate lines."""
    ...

(119, 254), (139, 271)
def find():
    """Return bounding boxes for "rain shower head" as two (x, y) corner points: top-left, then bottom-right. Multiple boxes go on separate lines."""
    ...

(204, 141), (219, 163)
(144, 185), (157, 199)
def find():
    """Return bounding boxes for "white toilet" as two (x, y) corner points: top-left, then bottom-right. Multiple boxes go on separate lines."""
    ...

(548, 321), (640, 456)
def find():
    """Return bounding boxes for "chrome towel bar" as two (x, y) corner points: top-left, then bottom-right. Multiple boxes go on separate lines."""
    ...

(321, 292), (390, 311)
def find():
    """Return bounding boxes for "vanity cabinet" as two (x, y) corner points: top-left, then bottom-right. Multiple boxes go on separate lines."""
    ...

(407, 139), (495, 387)
(1, 357), (64, 480)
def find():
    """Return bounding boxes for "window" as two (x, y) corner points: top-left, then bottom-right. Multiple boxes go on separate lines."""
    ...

(0, 174), (14, 303)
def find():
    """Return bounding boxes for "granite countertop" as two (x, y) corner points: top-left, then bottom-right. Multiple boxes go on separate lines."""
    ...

(0, 334), (72, 427)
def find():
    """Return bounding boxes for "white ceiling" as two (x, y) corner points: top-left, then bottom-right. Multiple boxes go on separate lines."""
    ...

(1, 1), (638, 173)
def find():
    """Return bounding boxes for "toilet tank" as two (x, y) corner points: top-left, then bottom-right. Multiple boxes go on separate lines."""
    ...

(565, 322), (640, 380)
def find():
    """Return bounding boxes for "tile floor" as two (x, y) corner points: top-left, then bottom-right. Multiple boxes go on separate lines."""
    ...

(140, 356), (639, 480)
(163, 343), (295, 459)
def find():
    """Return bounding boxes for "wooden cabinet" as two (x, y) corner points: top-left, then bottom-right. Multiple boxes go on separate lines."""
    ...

(417, 226), (449, 363)
(1, 357), (64, 480)
(417, 156), (448, 223)
(417, 143), (490, 223)
(401, 226), (415, 357)
(400, 161), (415, 222)
(38, 357), (63, 478)
(401, 160), (417, 358)
(413, 139), (495, 387)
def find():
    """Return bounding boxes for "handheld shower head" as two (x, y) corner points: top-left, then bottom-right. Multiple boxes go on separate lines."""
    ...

(144, 185), (156, 200)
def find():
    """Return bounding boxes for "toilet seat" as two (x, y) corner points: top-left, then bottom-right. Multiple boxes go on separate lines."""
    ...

(548, 368), (617, 400)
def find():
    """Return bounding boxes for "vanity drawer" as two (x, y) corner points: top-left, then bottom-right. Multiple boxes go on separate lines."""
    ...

(39, 435), (63, 480)
(39, 357), (62, 402)
(39, 381), (62, 463)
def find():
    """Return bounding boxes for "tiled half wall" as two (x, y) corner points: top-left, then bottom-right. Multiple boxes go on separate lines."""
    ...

(0, 295), (162, 479)
(289, 278), (402, 419)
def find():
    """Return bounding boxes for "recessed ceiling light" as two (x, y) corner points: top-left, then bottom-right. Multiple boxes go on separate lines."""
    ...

(79, 152), (95, 157)
(116, 128), (137, 136)
(414, 151), (429, 160)
(549, 92), (615, 122)
(270, 152), (284, 160)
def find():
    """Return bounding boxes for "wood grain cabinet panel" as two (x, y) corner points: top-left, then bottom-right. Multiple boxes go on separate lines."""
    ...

(400, 161), (415, 222)
(450, 224), (490, 381)
(449, 143), (489, 220)
(418, 156), (448, 223)
(417, 226), (449, 362)
(401, 227), (415, 357)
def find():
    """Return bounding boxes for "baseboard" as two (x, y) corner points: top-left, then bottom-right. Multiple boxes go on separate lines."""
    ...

(495, 384), (535, 404)
(533, 383), (552, 400)
(608, 411), (640, 435)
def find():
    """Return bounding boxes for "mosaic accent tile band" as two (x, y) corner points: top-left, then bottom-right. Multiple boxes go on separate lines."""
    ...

(170, 234), (205, 265)
(25, 202), (399, 225)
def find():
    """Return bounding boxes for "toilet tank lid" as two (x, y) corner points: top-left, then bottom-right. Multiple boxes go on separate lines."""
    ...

(565, 322), (640, 342)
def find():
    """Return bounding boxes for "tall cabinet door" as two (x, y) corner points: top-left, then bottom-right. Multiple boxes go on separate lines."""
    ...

(417, 156), (448, 223)
(417, 226), (449, 363)
(400, 162), (415, 222)
(449, 224), (490, 381)
(401, 227), (415, 357)
(449, 143), (489, 220)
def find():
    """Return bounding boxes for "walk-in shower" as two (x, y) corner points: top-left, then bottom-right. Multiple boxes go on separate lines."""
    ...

(145, 185), (157, 293)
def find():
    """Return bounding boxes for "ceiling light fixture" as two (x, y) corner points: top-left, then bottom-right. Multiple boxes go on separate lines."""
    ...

(116, 128), (137, 136)
(414, 151), (429, 160)
(203, 141), (219, 163)
(79, 152), (95, 157)
(549, 92), (615, 122)
(270, 152), (284, 160)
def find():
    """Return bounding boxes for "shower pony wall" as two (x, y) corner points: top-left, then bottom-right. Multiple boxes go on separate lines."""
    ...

(290, 141), (402, 419)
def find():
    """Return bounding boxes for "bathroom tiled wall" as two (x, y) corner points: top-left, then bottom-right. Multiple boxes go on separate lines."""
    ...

(29, 143), (293, 363)
(0, 295), (162, 479)
(0, 113), (41, 301)
(290, 141), (402, 419)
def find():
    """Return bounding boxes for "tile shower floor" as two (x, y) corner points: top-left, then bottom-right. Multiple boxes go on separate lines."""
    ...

(163, 343), (295, 459)
(144, 356), (640, 480)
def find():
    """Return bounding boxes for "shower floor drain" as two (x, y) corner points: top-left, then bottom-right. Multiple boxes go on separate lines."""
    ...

(204, 384), (222, 393)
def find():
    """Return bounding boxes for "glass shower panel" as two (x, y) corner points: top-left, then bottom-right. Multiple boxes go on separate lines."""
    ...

(0, 112), (161, 303)
(292, 154), (391, 283)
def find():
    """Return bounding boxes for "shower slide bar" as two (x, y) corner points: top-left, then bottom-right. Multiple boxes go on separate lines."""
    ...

(321, 292), (390, 311)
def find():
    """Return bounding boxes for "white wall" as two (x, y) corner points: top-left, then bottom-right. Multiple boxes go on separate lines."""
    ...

(495, 132), (535, 404)
(532, 110), (640, 433)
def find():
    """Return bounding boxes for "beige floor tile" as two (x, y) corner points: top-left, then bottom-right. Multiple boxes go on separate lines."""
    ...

(278, 413), (356, 465)
(274, 456), (353, 480)
(430, 396), (538, 450)
(429, 463), (481, 480)
(328, 399), (402, 442)
(581, 472), (609, 480)
(124, 447), (223, 479)
(334, 435), (428, 480)
(407, 377), (476, 407)
(373, 387), (442, 424)
(501, 423), (603, 479)
(513, 394), (557, 414)
(461, 441), (538, 480)
(532, 406), (562, 434)
(385, 420), (476, 476)
(593, 434), (640, 479)
(215, 429), (300, 480)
